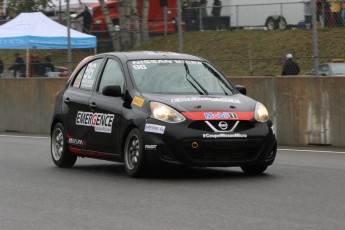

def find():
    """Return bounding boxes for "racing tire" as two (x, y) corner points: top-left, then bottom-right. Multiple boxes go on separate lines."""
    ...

(51, 123), (77, 168)
(241, 165), (268, 175)
(124, 128), (148, 177)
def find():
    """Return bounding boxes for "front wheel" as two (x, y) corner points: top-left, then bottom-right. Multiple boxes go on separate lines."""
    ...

(51, 123), (77, 168)
(241, 165), (268, 175)
(124, 128), (148, 177)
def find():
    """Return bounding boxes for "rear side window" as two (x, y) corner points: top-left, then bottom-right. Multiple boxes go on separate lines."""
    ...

(98, 59), (125, 93)
(72, 58), (103, 90)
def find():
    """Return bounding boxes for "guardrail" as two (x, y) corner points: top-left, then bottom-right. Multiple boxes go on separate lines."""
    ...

(0, 76), (344, 147)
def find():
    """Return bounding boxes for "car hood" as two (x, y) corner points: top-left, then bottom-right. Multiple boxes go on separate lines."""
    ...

(141, 93), (257, 113)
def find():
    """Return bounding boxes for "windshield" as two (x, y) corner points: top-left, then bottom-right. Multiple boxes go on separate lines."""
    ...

(128, 59), (235, 95)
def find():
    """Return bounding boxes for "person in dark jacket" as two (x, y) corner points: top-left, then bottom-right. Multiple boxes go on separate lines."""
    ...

(9, 53), (26, 77)
(76, 5), (92, 33)
(282, 53), (300, 75)
(211, 0), (222, 30)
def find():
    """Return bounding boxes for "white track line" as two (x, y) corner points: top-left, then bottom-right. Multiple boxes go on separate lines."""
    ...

(0, 134), (49, 139)
(278, 148), (345, 154)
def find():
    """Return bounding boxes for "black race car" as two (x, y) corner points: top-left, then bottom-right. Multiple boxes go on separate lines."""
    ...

(51, 51), (277, 177)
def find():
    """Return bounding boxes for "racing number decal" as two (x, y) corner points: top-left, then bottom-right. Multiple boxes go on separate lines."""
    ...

(80, 62), (98, 89)
(84, 63), (97, 80)
(132, 65), (147, 70)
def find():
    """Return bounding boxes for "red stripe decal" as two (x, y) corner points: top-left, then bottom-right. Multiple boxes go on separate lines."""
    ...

(181, 111), (254, 121)
(68, 146), (112, 157)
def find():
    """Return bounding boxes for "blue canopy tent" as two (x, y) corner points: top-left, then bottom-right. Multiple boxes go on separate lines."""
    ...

(0, 12), (97, 77)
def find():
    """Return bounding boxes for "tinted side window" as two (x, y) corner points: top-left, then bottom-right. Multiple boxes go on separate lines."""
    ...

(98, 59), (125, 93)
(72, 58), (103, 90)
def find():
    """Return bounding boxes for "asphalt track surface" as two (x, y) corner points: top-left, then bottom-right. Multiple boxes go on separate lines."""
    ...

(0, 134), (344, 230)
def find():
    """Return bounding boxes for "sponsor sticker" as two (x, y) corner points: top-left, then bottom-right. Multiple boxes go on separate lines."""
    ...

(171, 97), (241, 104)
(145, 145), (157, 150)
(131, 60), (202, 70)
(203, 133), (247, 139)
(76, 111), (114, 133)
(182, 111), (254, 121)
(144, 124), (165, 134)
(204, 112), (238, 120)
(68, 138), (86, 146)
(132, 96), (145, 107)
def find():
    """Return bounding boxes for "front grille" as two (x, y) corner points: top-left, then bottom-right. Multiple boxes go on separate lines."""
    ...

(188, 120), (254, 132)
(183, 139), (263, 162)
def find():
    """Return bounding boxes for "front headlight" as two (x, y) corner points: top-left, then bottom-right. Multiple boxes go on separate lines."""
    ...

(254, 102), (269, 122)
(150, 102), (186, 123)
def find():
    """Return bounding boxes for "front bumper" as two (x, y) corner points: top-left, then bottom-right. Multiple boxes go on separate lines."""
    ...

(140, 118), (277, 168)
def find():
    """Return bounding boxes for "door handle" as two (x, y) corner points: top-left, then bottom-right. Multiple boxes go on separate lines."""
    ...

(89, 102), (97, 110)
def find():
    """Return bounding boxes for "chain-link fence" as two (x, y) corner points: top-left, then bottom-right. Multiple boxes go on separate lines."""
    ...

(1, 0), (345, 77)
(171, 0), (345, 76)
(80, 0), (345, 76)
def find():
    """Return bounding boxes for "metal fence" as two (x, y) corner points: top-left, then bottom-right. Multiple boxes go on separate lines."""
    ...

(1, 0), (345, 77)
(171, 0), (345, 76)
(83, 0), (345, 76)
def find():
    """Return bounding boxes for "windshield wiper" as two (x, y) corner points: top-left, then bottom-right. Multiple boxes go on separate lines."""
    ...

(184, 62), (208, 95)
(202, 63), (233, 95)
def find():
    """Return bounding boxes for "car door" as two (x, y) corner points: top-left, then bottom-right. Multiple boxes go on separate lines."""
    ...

(85, 57), (126, 154)
(62, 57), (104, 148)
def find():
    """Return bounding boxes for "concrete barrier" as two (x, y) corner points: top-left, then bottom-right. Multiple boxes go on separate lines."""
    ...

(0, 78), (67, 134)
(0, 76), (344, 147)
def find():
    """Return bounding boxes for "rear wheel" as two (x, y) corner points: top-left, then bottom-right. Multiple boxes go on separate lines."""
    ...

(265, 17), (276, 30)
(278, 17), (287, 30)
(124, 128), (148, 177)
(241, 165), (268, 175)
(51, 123), (77, 168)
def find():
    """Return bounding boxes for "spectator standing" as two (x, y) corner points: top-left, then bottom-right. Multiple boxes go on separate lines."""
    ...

(0, 57), (3, 77)
(191, 0), (201, 31)
(200, 0), (208, 20)
(282, 54), (300, 75)
(31, 54), (44, 76)
(76, 5), (92, 33)
(42, 55), (55, 75)
(182, 1), (194, 31)
(9, 53), (26, 78)
(341, 1), (345, 25)
(330, 0), (342, 26)
(211, 0), (222, 30)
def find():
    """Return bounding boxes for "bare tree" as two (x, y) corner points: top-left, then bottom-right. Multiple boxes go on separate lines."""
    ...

(130, 0), (141, 48)
(117, 0), (130, 50)
(98, 0), (118, 51)
(97, 0), (144, 51)
(141, 0), (149, 43)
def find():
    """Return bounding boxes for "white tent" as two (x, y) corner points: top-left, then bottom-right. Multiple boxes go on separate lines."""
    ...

(50, 0), (98, 10)
(0, 12), (97, 77)
(0, 12), (96, 49)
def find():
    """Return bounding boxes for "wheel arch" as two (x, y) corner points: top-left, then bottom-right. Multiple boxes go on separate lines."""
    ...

(120, 124), (139, 158)
(50, 118), (62, 136)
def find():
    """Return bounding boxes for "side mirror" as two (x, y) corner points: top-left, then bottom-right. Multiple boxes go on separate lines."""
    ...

(235, 85), (247, 95)
(102, 85), (122, 97)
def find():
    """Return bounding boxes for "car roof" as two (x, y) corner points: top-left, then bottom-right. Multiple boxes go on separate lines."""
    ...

(94, 51), (206, 62)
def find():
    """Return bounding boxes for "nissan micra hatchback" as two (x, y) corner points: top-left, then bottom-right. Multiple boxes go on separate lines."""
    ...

(51, 51), (277, 177)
